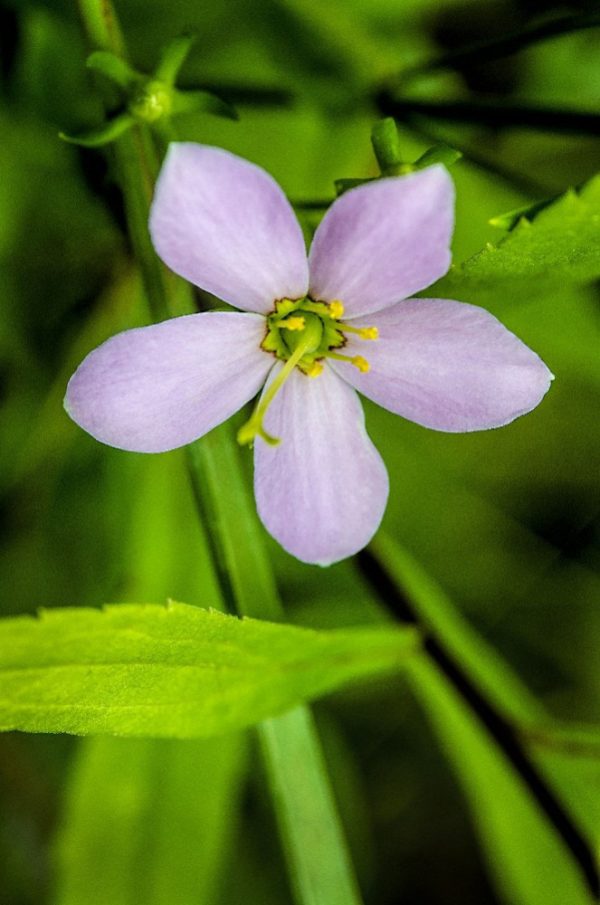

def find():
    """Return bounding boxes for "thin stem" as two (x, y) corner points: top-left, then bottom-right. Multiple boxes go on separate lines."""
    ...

(404, 118), (552, 198)
(76, 0), (126, 56)
(187, 425), (362, 905)
(360, 533), (600, 899)
(396, 10), (600, 81)
(115, 129), (168, 320)
(75, 3), (363, 902)
(376, 93), (600, 136)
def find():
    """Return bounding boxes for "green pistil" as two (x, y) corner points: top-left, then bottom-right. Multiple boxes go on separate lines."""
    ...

(239, 296), (378, 447)
(129, 78), (173, 122)
(238, 327), (320, 447)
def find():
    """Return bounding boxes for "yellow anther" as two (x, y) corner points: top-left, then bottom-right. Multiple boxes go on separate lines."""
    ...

(338, 322), (379, 341)
(329, 300), (344, 319)
(325, 350), (371, 372)
(279, 315), (305, 331)
(358, 326), (378, 340)
(351, 356), (370, 373)
(307, 361), (324, 378)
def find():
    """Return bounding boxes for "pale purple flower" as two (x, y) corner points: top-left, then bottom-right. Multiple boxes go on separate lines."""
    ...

(65, 143), (553, 565)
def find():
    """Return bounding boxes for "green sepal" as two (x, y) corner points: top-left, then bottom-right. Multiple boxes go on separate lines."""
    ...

(59, 112), (134, 147)
(413, 143), (462, 171)
(172, 88), (238, 121)
(334, 176), (376, 196)
(335, 121), (461, 198)
(86, 51), (139, 89)
(154, 34), (196, 86)
(371, 117), (402, 175)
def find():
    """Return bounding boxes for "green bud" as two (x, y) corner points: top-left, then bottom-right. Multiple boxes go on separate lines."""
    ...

(129, 79), (173, 123)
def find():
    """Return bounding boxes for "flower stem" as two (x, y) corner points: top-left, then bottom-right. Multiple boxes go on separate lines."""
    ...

(376, 93), (600, 136)
(75, 3), (363, 902)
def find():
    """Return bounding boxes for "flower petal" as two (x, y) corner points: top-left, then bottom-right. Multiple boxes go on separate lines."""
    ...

(254, 365), (389, 565)
(65, 312), (272, 452)
(150, 143), (309, 313)
(332, 299), (553, 432)
(308, 165), (454, 317)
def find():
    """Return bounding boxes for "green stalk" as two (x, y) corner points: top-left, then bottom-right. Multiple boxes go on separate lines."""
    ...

(75, 3), (363, 903)
(188, 428), (363, 905)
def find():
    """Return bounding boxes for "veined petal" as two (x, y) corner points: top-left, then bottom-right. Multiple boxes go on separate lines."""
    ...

(333, 299), (553, 432)
(308, 166), (454, 317)
(65, 312), (272, 452)
(254, 365), (389, 565)
(150, 144), (309, 313)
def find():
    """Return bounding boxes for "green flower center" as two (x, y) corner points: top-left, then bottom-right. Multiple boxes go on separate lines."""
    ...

(129, 79), (172, 123)
(262, 297), (371, 376)
(237, 296), (378, 447)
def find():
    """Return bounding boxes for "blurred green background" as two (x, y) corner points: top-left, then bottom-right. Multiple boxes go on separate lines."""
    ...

(1, 0), (599, 902)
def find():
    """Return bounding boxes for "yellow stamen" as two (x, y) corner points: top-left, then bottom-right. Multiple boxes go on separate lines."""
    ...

(307, 361), (324, 378)
(358, 326), (378, 340)
(278, 315), (305, 331)
(328, 300), (344, 319)
(340, 323), (379, 340)
(352, 355), (370, 373)
(326, 351), (371, 373)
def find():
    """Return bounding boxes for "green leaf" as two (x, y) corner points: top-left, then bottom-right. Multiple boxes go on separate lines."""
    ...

(54, 734), (247, 905)
(0, 603), (419, 738)
(436, 174), (600, 299)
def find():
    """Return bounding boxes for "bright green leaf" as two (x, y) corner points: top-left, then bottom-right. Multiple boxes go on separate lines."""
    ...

(435, 174), (600, 299)
(0, 603), (419, 738)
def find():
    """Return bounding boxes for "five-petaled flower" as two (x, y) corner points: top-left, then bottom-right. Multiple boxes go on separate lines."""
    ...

(65, 143), (553, 565)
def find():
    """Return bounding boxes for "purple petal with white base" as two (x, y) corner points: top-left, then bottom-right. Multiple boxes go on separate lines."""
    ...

(308, 166), (454, 317)
(254, 365), (389, 565)
(332, 299), (553, 432)
(150, 144), (309, 313)
(65, 312), (272, 452)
